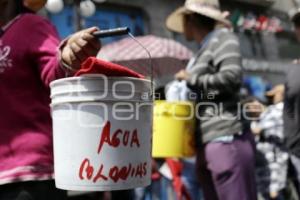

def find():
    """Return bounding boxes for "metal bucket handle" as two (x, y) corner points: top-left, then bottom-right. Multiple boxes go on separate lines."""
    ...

(93, 27), (154, 100)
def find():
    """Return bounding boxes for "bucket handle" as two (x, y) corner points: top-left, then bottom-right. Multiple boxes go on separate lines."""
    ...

(93, 27), (154, 100)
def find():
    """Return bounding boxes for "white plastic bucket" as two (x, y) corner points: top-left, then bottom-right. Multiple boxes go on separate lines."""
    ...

(50, 75), (153, 191)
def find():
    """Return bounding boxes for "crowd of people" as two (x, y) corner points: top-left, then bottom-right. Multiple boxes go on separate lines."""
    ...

(1, 0), (300, 200)
(152, 0), (300, 200)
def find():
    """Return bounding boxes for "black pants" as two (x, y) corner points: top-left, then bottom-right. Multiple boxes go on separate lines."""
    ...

(0, 180), (67, 200)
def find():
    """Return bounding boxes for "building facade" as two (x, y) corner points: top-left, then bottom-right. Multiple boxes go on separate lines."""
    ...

(47, 0), (300, 88)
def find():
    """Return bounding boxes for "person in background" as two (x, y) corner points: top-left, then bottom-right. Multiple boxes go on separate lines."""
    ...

(291, 9), (300, 65)
(283, 10), (300, 198)
(166, 0), (257, 199)
(292, 9), (300, 52)
(251, 85), (288, 200)
(0, 0), (101, 199)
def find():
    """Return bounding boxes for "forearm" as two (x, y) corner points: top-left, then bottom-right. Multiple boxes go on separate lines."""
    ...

(186, 57), (242, 93)
(38, 54), (68, 86)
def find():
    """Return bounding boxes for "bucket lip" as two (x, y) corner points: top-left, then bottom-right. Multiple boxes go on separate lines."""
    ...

(50, 75), (151, 88)
(155, 100), (194, 105)
(50, 97), (154, 106)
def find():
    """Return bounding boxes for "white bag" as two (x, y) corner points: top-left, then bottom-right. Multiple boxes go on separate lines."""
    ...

(165, 80), (192, 101)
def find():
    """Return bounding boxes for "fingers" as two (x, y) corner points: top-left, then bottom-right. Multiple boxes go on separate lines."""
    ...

(61, 27), (101, 71)
(175, 70), (189, 81)
(81, 27), (101, 50)
(71, 27), (101, 59)
(71, 36), (99, 60)
(76, 37), (94, 57)
(81, 32), (101, 51)
(174, 71), (181, 79)
(85, 26), (99, 34)
(175, 70), (184, 79)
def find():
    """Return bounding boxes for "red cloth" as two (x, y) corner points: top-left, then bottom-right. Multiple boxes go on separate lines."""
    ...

(75, 57), (144, 78)
(166, 159), (191, 200)
(151, 159), (161, 181)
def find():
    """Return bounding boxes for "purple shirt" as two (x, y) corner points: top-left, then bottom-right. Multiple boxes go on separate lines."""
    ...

(0, 13), (65, 184)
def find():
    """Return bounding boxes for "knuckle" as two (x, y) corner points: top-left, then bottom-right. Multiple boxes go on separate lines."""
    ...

(70, 55), (77, 62)
(80, 40), (88, 47)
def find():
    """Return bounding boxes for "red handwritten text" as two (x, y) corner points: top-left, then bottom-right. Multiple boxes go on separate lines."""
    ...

(78, 121), (145, 183)
(97, 121), (140, 154)
(79, 159), (147, 183)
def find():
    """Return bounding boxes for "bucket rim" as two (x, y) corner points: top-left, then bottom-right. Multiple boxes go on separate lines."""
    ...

(50, 75), (151, 88)
(50, 96), (154, 106)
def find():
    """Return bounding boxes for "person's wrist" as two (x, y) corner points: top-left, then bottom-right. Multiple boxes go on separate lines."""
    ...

(59, 44), (78, 75)
(60, 59), (77, 73)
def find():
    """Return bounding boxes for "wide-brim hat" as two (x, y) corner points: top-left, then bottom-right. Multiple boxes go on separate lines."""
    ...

(166, 0), (231, 33)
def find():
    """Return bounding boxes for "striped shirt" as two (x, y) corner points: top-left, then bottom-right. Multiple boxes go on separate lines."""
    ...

(186, 28), (243, 144)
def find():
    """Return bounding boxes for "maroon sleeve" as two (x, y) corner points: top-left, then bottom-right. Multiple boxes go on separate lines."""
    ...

(26, 14), (66, 87)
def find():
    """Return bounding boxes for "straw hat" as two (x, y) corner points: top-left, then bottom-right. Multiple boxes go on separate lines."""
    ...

(166, 0), (231, 33)
(23, 0), (47, 12)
